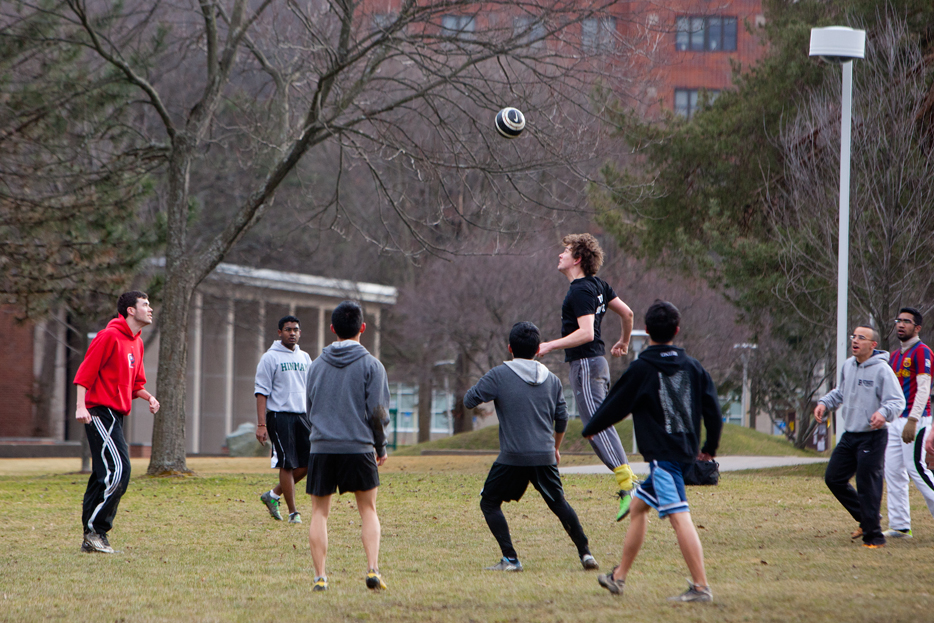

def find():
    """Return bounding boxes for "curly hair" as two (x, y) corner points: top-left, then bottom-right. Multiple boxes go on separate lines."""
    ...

(562, 233), (604, 276)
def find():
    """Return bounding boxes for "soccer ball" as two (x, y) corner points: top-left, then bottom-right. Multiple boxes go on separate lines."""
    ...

(495, 107), (526, 139)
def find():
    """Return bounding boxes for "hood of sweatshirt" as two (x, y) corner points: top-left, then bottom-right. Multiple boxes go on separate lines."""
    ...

(637, 344), (686, 376)
(319, 340), (369, 368)
(267, 340), (303, 356)
(504, 359), (550, 385)
(859, 350), (890, 368)
(106, 315), (139, 339)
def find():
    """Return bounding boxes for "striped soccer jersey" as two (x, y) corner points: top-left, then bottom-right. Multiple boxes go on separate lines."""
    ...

(890, 341), (933, 419)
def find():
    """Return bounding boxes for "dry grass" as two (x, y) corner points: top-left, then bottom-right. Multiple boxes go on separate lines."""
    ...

(1, 456), (933, 623)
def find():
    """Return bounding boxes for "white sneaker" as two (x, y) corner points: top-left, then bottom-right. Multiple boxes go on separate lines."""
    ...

(288, 512), (302, 524)
(882, 528), (912, 538)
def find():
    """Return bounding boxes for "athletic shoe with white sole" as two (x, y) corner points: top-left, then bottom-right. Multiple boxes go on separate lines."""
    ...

(312, 576), (328, 592)
(484, 557), (523, 572)
(366, 569), (387, 590)
(288, 512), (302, 524)
(581, 554), (599, 570)
(882, 528), (912, 538)
(260, 490), (282, 521)
(668, 581), (713, 603)
(81, 532), (115, 554)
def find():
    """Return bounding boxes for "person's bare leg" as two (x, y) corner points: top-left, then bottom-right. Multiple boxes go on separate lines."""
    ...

(354, 488), (381, 571)
(668, 511), (708, 587)
(309, 494), (332, 577)
(279, 469), (297, 514)
(613, 497), (650, 581)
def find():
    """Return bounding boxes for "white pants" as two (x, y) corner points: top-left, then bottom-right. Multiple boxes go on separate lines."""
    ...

(884, 416), (934, 530)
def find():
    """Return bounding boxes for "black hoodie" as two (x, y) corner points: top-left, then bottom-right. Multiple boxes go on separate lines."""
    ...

(582, 345), (722, 464)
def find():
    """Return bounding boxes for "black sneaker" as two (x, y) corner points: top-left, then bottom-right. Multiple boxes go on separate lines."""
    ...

(365, 569), (387, 590)
(581, 554), (599, 570)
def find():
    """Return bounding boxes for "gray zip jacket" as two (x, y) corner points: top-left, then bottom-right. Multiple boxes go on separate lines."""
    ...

(306, 341), (390, 457)
(463, 359), (568, 466)
(818, 350), (906, 433)
(254, 341), (312, 413)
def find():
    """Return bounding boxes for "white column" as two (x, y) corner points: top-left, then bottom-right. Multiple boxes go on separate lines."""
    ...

(224, 298), (235, 436)
(372, 306), (382, 359)
(191, 292), (203, 453)
(317, 307), (326, 356)
(257, 300), (266, 357)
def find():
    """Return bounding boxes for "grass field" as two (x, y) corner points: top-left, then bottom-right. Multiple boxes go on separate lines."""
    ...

(2, 456), (933, 623)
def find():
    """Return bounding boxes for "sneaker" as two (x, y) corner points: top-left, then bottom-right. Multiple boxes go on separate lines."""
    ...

(313, 576), (328, 592)
(484, 557), (523, 572)
(863, 542), (885, 549)
(366, 569), (387, 590)
(616, 489), (633, 522)
(260, 491), (282, 521)
(850, 527), (863, 540)
(288, 512), (302, 524)
(81, 532), (115, 554)
(597, 568), (625, 595)
(668, 581), (713, 603)
(581, 554), (599, 570)
(882, 528), (912, 538)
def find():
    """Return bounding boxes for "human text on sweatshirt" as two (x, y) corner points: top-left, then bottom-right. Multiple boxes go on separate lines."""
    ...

(583, 345), (722, 464)
(73, 316), (146, 415)
(254, 341), (312, 414)
(818, 350), (905, 433)
(464, 359), (568, 466)
(305, 341), (390, 457)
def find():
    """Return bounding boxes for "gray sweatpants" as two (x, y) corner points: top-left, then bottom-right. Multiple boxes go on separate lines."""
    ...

(569, 356), (628, 470)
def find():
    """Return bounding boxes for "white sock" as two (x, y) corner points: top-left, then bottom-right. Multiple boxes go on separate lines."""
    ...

(269, 490), (281, 500)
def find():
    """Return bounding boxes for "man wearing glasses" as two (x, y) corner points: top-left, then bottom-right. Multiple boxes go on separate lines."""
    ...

(883, 308), (934, 539)
(814, 326), (904, 548)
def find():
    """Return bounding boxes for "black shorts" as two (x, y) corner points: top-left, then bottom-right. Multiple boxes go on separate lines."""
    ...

(267, 412), (311, 471)
(306, 453), (380, 496)
(480, 463), (566, 505)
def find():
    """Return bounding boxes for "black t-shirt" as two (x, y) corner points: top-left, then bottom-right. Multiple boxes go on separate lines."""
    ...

(560, 276), (618, 362)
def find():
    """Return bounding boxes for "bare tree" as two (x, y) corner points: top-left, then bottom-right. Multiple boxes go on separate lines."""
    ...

(771, 15), (934, 350)
(2, 0), (655, 473)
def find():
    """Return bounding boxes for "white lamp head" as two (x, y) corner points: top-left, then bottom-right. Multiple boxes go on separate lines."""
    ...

(809, 26), (866, 63)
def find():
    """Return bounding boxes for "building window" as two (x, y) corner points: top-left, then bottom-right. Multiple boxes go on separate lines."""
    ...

(582, 17), (617, 52)
(674, 88), (720, 119)
(372, 13), (397, 33)
(441, 15), (476, 39)
(676, 16), (737, 52)
(513, 16), (546, 48)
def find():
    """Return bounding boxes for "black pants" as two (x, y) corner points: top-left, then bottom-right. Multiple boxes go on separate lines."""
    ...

(824, 429), (887, 545)
(82, 407), (131, 535)
(480, 463), (590, 560)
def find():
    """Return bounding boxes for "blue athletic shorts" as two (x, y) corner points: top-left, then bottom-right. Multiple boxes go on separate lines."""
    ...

(634, 460), (690, 518)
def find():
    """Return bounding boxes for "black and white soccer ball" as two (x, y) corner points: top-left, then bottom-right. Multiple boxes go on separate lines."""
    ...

(494, 107), (526, 139)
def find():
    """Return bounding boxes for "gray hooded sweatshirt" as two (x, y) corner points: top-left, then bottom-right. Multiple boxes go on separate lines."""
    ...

(254, 341), (312, 414)
(818, 350), (906, 433)
(306, 340), (390, 457)
(463, 359), (568, 466)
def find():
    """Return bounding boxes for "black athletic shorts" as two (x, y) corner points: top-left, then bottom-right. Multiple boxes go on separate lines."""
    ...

(306, 452), (380, 496)
(480, 463), (566, 504)
(267, 412), (311, 471)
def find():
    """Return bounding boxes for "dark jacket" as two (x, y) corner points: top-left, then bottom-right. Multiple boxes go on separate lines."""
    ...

(583, 345), (722, 464)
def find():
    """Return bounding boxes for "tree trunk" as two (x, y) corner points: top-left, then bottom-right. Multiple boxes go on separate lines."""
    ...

(451, 352), (471, 434)
(417, 366), (432, 444)
(32, 315), (60, 437)
(147, 270), (196, 475)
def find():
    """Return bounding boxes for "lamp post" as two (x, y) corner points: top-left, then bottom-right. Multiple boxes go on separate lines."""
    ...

(732, 343), (757, 428)
(809, 26), (866, 443)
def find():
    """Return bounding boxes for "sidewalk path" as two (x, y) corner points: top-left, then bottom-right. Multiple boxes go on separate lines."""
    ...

(559, 455), (828, 475)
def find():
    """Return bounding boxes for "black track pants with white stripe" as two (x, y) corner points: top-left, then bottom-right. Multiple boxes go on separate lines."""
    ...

(82, 407), (131, 535)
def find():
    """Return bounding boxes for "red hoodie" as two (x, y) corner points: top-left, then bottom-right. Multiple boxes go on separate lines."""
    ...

(73, 315), (146, 415)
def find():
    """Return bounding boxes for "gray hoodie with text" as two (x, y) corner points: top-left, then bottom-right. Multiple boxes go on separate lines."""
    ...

(305, 341), (390, 457)
(818, 350), (905, 433)
(463, 359), (567, 466)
